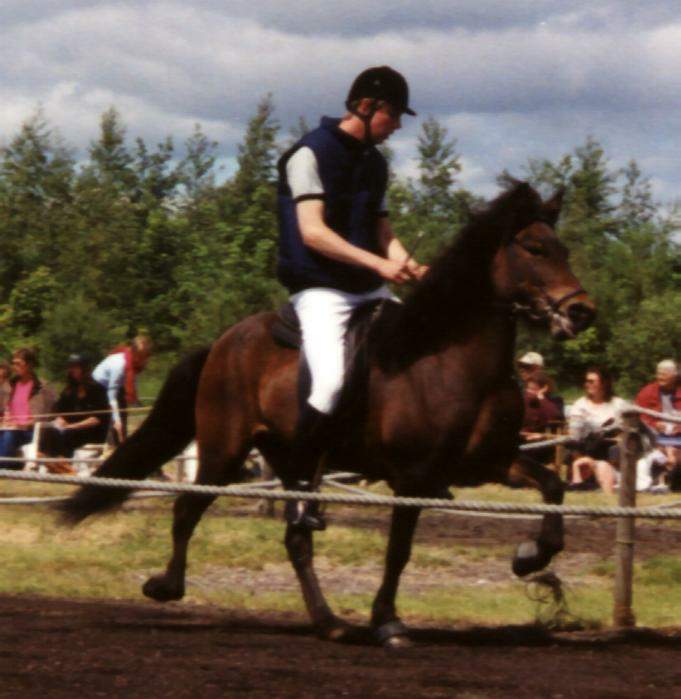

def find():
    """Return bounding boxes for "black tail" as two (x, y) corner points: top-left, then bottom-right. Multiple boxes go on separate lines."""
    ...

(58, 345), (211, 525)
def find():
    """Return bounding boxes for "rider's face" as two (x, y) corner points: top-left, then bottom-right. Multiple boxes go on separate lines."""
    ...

(369, 103), (402, 143)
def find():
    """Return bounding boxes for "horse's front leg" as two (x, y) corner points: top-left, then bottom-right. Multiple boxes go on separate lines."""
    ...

(284, 523), (350, 641)
(371, 505), (421, 648)
(509, 457), (565, 577)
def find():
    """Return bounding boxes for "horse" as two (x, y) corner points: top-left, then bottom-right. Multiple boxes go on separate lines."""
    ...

(61, 182), (595, 647)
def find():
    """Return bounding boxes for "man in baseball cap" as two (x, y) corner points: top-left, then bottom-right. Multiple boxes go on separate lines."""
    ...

(517, 351), (545, 369)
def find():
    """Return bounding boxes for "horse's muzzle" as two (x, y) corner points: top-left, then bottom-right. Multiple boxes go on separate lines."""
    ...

(566, 300), (595, 332)
(550, 300), (595, 339)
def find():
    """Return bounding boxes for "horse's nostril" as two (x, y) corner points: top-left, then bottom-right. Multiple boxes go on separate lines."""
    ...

(567, 302), (595, 329)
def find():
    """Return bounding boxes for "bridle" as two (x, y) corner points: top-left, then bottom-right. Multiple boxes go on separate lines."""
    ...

(503, 236), (587, 324)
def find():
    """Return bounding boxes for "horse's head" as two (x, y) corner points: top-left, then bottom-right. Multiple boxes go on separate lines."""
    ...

(492, 183), (595, 339)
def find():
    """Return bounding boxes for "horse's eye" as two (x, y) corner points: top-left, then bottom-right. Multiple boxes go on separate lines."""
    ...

(523, 244), (545, 256)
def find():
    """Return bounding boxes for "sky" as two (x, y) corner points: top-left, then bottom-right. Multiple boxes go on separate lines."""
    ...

(3, 1), (681, 201)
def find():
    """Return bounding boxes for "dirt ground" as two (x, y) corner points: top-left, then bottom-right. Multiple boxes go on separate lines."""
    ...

(2, 508), (681, 699)
(1, 594), (681, 699)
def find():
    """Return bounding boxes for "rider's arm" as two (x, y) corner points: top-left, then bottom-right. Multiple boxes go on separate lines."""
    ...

(288, 147), (410, 284)
(295, 200), (411, 284)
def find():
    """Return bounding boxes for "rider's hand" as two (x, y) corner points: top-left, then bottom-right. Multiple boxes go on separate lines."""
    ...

(374, 258), (413, 284)
(405, 259), (429, 280)
(114, 420), (125, 442)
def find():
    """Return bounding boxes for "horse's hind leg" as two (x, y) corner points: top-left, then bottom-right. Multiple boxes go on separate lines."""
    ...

(509, 457), (565, 577)
(370, 505), (421, 648)
(143, 492), (216, 601)
(143, 445), (250, 602)
(284, 524), (350, 641)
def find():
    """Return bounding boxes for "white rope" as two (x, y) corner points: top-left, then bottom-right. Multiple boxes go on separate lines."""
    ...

(2, 468), (681, 519)
(325, 478), (589, 521)
(622, 403), (681, 424)
(0, 471), (360, 505)
(0, 454), (197, 464)
(0, 492), (174, 505)
(519, 436), (572, 451)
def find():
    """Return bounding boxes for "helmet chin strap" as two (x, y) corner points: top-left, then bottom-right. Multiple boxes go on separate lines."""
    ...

(350, 100), (380, 146)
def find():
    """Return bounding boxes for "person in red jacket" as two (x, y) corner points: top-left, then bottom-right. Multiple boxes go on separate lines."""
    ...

(635, 359), (681, 470)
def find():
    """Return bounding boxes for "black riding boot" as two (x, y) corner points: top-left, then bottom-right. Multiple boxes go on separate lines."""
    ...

(284, 404), (334, 531)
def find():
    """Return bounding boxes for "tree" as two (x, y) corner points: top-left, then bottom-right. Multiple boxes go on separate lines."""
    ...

(37, 294), (122, 378)
(3, 266), (59, 336)
(389, 116), (474, 266)
(417, 116), (461, 216)
(608, 290), (681, 395)
(0, 109), (75, 293)
(87, 107), (137, 194)
(178, 124), (217, 199)
(134, 136), (179, 205)
(231, 94), (279, 204)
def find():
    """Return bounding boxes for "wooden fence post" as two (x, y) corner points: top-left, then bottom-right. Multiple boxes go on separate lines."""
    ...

(613, 412), (641, 627)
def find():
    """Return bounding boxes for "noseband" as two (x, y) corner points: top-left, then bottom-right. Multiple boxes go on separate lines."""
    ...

(547, 287), (586, 313)
(503, 238), (587, 321)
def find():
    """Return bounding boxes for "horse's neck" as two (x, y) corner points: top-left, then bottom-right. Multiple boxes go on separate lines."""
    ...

(375, 286), (517, 380)
(449, 312), (517, 381)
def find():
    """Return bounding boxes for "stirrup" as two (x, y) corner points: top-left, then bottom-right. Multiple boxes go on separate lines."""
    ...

(284, 499), (326, 531)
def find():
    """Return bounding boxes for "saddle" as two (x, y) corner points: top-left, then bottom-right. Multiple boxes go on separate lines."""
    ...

(271, 298), (396, 447)
(271, 298), (390, 356)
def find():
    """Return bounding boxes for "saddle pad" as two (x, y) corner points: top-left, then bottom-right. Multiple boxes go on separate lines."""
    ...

(271, 298), (390, 352)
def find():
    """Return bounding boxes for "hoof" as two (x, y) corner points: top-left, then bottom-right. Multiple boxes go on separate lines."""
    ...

(383, 634), (414, 650)
(373, 619), (411, 648)
(318, 617), (353, 643)
(142, 574), (185, 602)
(512, 541), (555, 578)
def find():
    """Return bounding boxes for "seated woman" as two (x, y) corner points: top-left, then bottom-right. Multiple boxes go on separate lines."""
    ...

(0, 361), (11, 416)
(0, 348), (55, 469)
(567, 367), (626, 493)
(40, 354), (110, 459)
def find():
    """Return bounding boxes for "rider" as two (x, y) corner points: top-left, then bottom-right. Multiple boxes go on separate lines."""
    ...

(277, 66), (427, 530)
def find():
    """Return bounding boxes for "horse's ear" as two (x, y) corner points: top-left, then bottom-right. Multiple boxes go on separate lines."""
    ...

(543, 187), (565, 226)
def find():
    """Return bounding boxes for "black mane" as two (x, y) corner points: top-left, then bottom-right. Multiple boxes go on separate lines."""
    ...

(372, 183), (544, 370)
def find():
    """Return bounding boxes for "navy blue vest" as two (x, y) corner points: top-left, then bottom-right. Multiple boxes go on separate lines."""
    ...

(277, 117), (387, 293)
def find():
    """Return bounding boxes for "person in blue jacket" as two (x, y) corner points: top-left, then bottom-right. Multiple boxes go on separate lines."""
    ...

(277, 66), (427, 529)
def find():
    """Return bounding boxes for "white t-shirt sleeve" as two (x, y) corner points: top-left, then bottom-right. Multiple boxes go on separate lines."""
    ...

(286, 147), (324, 201)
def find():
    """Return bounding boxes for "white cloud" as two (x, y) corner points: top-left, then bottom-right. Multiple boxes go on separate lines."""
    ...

(2, 2), (681, 200)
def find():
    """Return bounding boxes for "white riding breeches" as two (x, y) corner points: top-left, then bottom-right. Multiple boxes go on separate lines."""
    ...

(291, 285), (395, 415)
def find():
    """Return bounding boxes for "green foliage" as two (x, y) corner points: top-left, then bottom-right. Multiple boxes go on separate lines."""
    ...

(607, 290), (681, 394)
(37, 294), (122, 377)
(388, 116), (477, 267)
(0, 103), (676, 394)
(6, 266), (59, 335)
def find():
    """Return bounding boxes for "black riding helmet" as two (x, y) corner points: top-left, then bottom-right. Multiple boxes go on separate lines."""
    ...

(67, 353), (92, 370)
(345, 66), (416, 116)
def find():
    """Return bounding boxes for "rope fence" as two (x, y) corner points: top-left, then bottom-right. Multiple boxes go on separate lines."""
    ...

(1, 468), (681, 519)
(0, 402), (678, 629)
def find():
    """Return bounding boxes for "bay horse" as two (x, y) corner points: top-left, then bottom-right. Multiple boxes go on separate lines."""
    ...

(61, 182), (595, 647)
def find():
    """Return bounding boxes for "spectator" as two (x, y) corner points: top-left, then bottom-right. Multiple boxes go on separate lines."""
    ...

(634, 359), (681, 486)
(520, 369), (564, 465)
(92, 335), (152, 444)
(40, 354), (110, 459)
(0, 361), (11, 416)
(0, 348), (55, 469)
(567, 367), (626, 493)
(517, 351), (564, 417)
